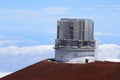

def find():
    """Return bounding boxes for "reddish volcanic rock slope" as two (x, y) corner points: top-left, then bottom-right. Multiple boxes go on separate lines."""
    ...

(1, 60), (120, 80)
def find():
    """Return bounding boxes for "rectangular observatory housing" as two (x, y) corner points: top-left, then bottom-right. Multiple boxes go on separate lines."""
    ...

(55, 18), (96, 63)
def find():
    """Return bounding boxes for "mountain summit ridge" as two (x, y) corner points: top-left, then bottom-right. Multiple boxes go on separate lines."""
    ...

(1, 60), (120, 80)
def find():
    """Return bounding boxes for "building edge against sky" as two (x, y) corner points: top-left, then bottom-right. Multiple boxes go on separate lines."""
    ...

(54, 18), (97, 63)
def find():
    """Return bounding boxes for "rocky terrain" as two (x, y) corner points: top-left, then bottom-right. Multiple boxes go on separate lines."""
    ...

(1, 60), (120, 80)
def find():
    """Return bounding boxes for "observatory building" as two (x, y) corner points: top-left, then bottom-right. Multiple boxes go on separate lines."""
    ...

(54, 18), (96, 63)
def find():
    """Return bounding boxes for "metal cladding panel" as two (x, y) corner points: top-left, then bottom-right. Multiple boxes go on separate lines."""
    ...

(57, 21), (60, 39)
(69, 57), (95, 63)
(62, 21), (68, 39)
(88, 20), (94, 40)
(58, 21), (63, 39)
(79, 21), (84, 40)
(74, 21), (80, 39)
(55, 18), (95, 52)
(62, 22), (67, 39)
(82, 19), (94, 41)
(55, 50), (95, 62)
(57, 19), (94, 40)
(55, 18), (96, 63)
(84, 20), (89, 41)
(58, 21), (75, 39)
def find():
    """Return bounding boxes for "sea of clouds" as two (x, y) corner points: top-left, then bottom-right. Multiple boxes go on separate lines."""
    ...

(0, 44), (120, 77)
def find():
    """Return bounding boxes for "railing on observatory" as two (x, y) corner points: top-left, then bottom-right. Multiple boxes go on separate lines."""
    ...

(55, 39), (95, 51)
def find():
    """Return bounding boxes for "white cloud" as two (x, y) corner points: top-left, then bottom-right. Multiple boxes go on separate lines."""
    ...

(95, 32), (120, 36)
(0, 45), (54, 73)
(0, 72), (11, 78)
(0, 44), (120, 74)
(0, 7), (69, 15)
(97, 44), (120, 61)
(81, 4), (120, 21)
(105, 58), (120, 62)
(0, 45), (54, 55)
(0, 9), (46, 22)
(0, 44), (120, 61)
(0, 35), (39, 47)
(41, 7), (69, 14)
(0, 8), (69, 22)
(0, 9), (29, 15)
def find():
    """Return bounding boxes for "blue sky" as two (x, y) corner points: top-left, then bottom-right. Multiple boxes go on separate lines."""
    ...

(0, 0), (120, 46)
(0, 0), (120, 77)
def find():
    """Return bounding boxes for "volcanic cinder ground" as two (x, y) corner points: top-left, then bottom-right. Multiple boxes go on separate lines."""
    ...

(1, 60), (120, 80)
